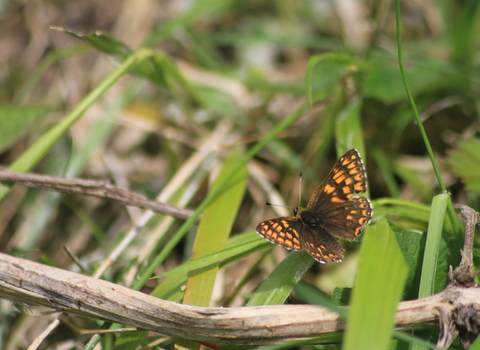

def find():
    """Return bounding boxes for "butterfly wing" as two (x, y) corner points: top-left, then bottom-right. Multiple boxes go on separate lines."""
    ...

(256, 217), (302, 251)
(256, 217), (345, 263)
(306, 149), (372, 240)
(300, 225), (345, 263)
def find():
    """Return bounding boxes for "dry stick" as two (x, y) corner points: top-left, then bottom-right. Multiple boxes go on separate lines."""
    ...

(0, 170), (195, 221)
(449, 205), (480, 287)
(28, 318), (61, 350)
(437, 205), (480, 349)
(2, 252), (480, 346)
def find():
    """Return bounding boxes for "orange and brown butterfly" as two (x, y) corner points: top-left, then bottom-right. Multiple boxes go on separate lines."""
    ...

(256, 149), (373, 263)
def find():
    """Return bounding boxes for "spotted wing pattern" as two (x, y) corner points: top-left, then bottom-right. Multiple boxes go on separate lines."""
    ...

(256, 149), (373, 263)
(256, 217), (301, 251)
(301, 226), (345, 263)
(256, 216), (346, 263)
(307, 149), (368, 209)
(304, 149), (372, 240)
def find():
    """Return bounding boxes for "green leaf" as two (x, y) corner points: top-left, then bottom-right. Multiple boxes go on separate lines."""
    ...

(294, 280), (345, 316)
(434, 234), (461, 293)
(394, 230), (426, 300)
(53, 27), (168, 87)
(153, 231), (269, 278)
(51, 27), (132, 58)
(182, 149), (248, 307)
(344, 218), (408, 350)
(372, 198), (431, 231)
(177, 150), (248, 350)
(332, 287), (352, 308)
(417, 194), (448, 299)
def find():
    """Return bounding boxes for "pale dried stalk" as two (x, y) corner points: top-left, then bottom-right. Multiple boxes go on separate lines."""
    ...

(1, 252), (478, 345)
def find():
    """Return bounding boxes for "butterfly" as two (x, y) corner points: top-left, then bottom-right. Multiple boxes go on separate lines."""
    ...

(256, 149), (373, 263)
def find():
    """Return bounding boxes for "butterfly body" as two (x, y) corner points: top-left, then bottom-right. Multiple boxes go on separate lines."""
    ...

(256, 149), (373, 263)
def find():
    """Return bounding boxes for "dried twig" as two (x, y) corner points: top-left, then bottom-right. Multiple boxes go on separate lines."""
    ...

(449, 205), (480, 287)
(0, 170), (195, 221)
(1, 252), (480, 346)
(438, 205), (480, 348)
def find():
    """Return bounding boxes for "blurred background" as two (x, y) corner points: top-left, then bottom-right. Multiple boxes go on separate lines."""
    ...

(0, 0), (479, 349)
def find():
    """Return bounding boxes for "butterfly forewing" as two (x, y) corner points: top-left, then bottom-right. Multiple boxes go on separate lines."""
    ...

(307, 149), (368, 210)
(315, 196), (373, 239)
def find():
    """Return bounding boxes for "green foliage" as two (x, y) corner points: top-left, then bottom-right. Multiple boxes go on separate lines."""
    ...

(344, 219), (408, 350)
(1, 0), (478, 349)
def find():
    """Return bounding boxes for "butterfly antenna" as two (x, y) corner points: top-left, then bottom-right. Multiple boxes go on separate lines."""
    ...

(298, 171), (303, 207)
(265, 202), (294, 210)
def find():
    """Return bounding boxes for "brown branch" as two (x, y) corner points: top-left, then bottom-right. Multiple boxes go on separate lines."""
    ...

(0, 170), (195, 221)
(0, 252), (478, 345)
(449, 205), (480, 287)
(438, 205), (480, 348)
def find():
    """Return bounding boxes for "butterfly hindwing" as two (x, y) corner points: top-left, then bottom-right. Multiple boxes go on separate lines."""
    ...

(256, 217), (302, 250)
(256, 217), (345, 263)
(301, 225), (345, 263)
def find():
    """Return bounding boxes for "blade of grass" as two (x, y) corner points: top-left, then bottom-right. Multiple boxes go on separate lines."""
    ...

(344, 218), (408, 350)
(101, 109), (305, 350)
(293, 280), (345, 316)
(447, 138), (480, 193)
(154, 232), (270, 278)
(395, 0), (459, 235)
(417, 194), (448, 298)
(393, 331), (439, 350)
(372, 199), (430, 219)
(412, 193), (448, 350)
(176, 149), (248, 350)
(148, 233), (271, 306)
(246, 250), (314, 306)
